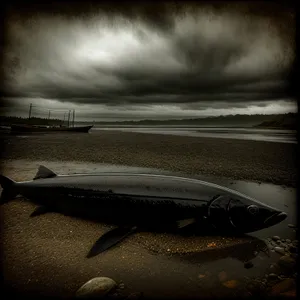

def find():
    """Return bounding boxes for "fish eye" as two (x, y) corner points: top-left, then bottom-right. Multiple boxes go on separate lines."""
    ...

(247, 205), (259, 215)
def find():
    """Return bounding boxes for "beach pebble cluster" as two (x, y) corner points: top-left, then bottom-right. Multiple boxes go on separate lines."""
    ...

(246, 234), (298, 297)
(266, 236), (298, 257)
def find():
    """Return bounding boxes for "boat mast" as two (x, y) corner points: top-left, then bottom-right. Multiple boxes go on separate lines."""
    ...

(28, 103), (32, 120)
(67, 110), (71, 127)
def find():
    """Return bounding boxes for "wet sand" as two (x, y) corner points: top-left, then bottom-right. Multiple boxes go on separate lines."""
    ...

(2, 197), (296, 299)
(0, 130), (297, 187)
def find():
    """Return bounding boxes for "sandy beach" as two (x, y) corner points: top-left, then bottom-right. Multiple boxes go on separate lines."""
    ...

(1, 130), (297, 187)
(0, 131), (298, 299)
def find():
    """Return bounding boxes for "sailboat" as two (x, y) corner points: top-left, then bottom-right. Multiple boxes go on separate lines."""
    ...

(10, 105), (93, 133)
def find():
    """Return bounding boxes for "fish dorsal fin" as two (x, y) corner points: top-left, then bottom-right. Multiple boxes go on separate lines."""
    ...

(33, 165), (57, 180)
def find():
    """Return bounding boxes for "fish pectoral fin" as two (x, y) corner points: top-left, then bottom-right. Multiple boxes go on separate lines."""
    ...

(30, 205), (52, 217)
(86, 226), (138, 258)
(176, 218), (197, 229)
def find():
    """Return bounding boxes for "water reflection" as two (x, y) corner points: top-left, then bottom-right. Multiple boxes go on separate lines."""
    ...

(170, 236), (269, 267)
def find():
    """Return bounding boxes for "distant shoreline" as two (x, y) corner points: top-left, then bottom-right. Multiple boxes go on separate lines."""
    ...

(0, 113), (296, 127)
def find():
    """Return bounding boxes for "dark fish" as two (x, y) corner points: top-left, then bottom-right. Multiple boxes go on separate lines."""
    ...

(0, 165), (287, 257)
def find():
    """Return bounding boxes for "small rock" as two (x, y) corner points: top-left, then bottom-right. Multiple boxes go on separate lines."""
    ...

(76, 277), (117, 298)
(280, 289), (296, 297)
(218, 271), (227, 282)
(222, 280), (239, 289)
(286, 239), (291, 243)
(268, 273), (278, 280)
(274, 247), (285, 255)
(270, 278), (295, 295)
(289, 245), (297, 253)
(126, 292), (143, 300)
(244, 261), (254, 269)
(272, 236), (280, 241)
(198, 274), (206, 279)
(247, 280), (266, 295)
(278, 255), (296, 271)
(288, 224), (297, 229)
(269, 264), (276, 271)
(119, 283), (125, 290)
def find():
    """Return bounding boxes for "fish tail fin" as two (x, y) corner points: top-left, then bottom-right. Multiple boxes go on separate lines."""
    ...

(0, 175), (17, 204)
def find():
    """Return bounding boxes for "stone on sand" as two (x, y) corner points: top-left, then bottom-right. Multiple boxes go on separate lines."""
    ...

(76, 277), (117, 298)
(274, 247), (285, 255)
(270, 278), (295, 296)
(278, 255), (296, 272)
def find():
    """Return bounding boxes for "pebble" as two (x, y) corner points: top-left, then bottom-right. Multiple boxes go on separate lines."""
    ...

(119, 283), (125, 290)
(289, 245), (297, 253)
(268, 273), (278, 280)
(126, 292), (143, 300)
(269, 264), (276, 271)
(222, 280), (239, 289)
(244, 261), (254, 269)
(272, 236), (280, 241)
(286, 239), (291, 243)
(76, 277), (117, 298)
(278, 255), (296, 271)
(274, 247), (285, 255)
(280, 289), (296, 297)
(218, 271), (227, 282)
(270, 278), (295, 295)
(288, 224), (297, 229)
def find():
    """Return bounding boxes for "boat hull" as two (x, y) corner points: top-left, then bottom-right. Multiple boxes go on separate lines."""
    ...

(10, 124), (93, 133)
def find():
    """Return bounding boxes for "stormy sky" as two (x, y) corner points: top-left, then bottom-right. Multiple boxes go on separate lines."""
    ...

(2, 2), (296, 121)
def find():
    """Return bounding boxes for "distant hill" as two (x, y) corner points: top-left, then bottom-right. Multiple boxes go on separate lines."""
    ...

(254, 113), (297, 130)
(0, 113), (297, 128)
(91, 113), (297, 127)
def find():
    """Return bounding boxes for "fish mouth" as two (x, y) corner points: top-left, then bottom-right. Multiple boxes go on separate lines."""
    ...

(264, 212), (287, 227)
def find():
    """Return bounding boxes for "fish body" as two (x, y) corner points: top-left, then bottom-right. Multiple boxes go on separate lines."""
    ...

(0, 165), (287, 256)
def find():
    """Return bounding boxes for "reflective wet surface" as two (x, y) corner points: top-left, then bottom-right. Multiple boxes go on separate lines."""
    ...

(1, 126), (297, 144)
(92, 126), (297, 144)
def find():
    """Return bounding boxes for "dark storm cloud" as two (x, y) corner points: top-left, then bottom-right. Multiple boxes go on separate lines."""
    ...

(2, 1), (295, 117)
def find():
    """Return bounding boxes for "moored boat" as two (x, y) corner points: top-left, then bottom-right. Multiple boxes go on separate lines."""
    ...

(10, 124), (93, 133)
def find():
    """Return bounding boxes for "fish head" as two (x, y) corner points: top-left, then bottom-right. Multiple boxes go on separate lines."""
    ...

(207, 194), (287, 233)
(227, 197), (287, 233)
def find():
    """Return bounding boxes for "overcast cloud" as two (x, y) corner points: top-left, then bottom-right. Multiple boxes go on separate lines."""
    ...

(2, 2), (296, 120)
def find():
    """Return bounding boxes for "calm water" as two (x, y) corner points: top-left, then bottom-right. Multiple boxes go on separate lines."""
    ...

(93, 126), (297, 144)
(1, 125), (296, 143)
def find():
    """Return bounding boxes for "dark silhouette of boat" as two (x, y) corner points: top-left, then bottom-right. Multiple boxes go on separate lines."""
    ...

(10, 124), (93, 133)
